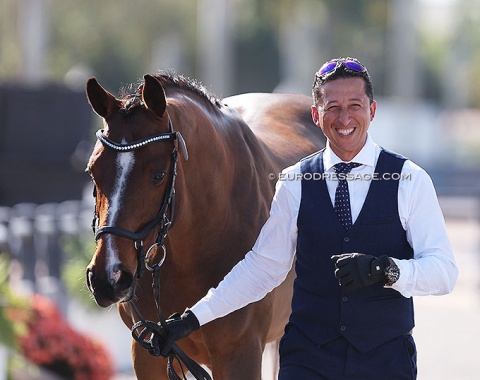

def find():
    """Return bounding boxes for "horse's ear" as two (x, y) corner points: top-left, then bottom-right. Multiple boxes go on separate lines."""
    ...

(142, 75), (167, 118)
(86, 77), (121, 118)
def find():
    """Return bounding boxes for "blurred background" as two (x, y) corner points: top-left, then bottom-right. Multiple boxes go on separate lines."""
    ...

(0, 0), (479, 379)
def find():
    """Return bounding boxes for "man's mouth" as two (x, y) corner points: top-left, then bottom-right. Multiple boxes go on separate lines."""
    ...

(337, 127), (355, 136)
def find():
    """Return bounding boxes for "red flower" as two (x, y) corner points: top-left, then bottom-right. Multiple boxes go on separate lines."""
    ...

(18, 294), (114, 380)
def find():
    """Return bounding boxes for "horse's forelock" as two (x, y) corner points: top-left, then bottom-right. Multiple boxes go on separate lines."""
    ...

(118, 82), (143, 113)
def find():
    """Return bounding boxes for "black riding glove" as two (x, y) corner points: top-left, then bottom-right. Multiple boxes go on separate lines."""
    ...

(159, 309), (200, 357)
(331, 253), (388, 291)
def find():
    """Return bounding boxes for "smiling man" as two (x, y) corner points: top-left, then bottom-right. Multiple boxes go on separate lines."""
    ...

(158, 57), (458, 379)
(311, 73), (376, 162)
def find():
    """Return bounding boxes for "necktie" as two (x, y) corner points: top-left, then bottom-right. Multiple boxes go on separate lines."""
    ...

(333, 162), (361, 230)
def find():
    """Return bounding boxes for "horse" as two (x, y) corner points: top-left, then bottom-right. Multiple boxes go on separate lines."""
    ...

(85, 72), (325, 379)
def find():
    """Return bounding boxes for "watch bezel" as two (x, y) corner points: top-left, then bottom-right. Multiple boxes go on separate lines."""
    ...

(385, 264), (400, 286)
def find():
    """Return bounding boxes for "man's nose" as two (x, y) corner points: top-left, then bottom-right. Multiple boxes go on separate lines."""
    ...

(338, 107), (351, 125)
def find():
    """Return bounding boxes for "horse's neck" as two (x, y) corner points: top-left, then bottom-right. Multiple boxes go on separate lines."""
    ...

(168, 102), (270, 266)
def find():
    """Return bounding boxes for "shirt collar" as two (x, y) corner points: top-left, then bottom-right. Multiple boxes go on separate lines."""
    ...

(324, 133), (377, 171)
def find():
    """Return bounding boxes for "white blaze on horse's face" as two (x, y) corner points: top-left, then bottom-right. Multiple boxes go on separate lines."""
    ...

(105, 147), (135, 281)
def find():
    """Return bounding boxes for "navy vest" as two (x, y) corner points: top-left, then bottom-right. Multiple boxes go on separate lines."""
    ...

(291, 148), (414, 352)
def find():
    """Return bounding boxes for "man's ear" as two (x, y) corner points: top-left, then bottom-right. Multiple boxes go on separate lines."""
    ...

(370, 100), (377, 121)
(311, 105), (321, 126)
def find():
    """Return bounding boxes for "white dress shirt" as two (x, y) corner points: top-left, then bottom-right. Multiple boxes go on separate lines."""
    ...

(191, 134), (458, 326)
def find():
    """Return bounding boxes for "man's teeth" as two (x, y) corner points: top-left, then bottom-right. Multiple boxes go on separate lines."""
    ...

(338, 128), (354, 136)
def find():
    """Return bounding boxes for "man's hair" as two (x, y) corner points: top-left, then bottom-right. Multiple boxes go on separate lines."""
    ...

(312, 57), (374, 106)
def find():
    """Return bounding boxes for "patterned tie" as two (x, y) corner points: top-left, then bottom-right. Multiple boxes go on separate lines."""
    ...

(333, 162), (361, 230)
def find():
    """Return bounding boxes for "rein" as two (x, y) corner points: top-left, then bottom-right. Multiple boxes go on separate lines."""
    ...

(93, 118), (211, 380)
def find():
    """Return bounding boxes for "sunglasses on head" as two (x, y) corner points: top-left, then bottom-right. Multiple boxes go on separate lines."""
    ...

(317, 59), (366, 78)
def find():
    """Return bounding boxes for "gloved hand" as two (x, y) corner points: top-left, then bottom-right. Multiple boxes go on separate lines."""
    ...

(331, 253), (387, 291)
(159, 309), (200, 357)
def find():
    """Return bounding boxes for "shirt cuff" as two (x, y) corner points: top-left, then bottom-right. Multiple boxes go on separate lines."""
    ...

(389, 257), (413, 298)
(190, 300), (217, 326)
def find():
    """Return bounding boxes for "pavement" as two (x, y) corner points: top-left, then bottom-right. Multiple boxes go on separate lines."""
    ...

(110, 200), (480, 380)
(413, 216), (480, 380)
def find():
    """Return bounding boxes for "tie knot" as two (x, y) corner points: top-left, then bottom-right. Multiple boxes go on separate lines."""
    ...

(334, 162), (361, 174)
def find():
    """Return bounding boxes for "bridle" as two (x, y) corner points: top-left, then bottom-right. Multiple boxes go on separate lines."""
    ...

(93, 118), (180, 279)
(92, 117), (211, 380)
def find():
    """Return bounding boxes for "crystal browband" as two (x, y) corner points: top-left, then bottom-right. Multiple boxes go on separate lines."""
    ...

(96, 130), (177, 152)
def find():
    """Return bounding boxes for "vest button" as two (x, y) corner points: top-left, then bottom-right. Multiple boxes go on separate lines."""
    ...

(342, 296), (348, 302)
(340, 325), (347, 332)
(344, 236), (350, 242)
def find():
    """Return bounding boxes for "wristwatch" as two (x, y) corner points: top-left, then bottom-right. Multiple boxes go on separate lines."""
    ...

(383, 257), (400, 286)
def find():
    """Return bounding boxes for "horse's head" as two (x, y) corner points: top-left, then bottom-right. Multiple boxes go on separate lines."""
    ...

(85, 75), (187, 307)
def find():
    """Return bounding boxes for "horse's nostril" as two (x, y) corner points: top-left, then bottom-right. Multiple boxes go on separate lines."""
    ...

(113, 270), (134, 294)
(108, 263), (134, 293)
(110, 263), (122, 286)
(86, 268), (94, 290)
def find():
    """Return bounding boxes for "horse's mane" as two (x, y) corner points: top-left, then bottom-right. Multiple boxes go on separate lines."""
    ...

(121, 72), (222, 111)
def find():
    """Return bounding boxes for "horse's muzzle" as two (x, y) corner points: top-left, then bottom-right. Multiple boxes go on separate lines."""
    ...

(86, 264), (135, 307)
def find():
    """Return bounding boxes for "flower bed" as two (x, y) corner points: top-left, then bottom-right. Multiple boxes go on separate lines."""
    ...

(18, 294), (114, 380)
(1, 288), (114, 380)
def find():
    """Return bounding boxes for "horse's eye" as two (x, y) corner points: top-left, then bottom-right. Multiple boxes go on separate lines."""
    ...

(151, 170), (166, 185)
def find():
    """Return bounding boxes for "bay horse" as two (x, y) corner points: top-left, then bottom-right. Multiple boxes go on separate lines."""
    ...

(85, 73), (325, 379)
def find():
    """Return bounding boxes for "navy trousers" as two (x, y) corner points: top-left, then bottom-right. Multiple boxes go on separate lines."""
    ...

(278, 324), (417, 380)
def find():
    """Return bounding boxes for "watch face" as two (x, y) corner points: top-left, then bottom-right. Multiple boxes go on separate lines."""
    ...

(386, 265), (400, 283)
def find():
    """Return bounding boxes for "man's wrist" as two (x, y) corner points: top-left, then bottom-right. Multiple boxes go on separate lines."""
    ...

(184, 309), (200, 330)
(379, 256), (400, 286)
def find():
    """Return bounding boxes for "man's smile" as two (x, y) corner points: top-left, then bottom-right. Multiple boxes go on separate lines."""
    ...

(337, 127), (355, 136)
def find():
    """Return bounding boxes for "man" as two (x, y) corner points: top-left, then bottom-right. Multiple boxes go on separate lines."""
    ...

(159, 57), (458, 379)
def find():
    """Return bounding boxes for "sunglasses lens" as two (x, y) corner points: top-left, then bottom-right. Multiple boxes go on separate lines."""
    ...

(343, 60), (365, 72)
(318, 61), (338, 76)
